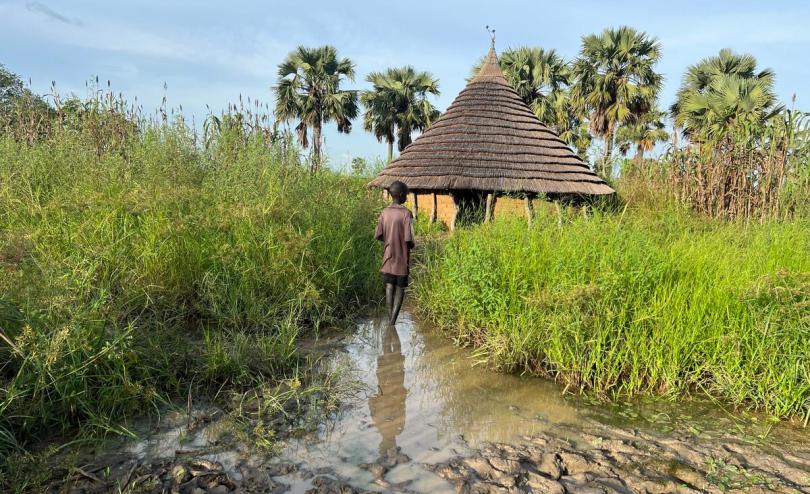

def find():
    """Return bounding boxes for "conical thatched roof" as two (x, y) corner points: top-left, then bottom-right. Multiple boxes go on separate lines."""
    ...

(368, 48), (615, 196)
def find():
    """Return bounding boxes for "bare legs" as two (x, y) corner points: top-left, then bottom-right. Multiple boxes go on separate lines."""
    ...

(385, 283), (395, 321)
(384, 283), (406, 326)
(391, 286), (405, 325)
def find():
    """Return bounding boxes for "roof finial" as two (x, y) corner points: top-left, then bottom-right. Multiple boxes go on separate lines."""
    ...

(485, 25), (496, 50)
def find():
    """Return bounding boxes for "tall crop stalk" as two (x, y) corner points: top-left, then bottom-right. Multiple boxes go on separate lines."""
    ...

(634, 108), (810, 220)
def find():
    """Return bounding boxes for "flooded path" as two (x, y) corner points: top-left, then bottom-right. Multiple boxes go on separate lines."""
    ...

(272, 312), (585, 493)
(71, 311), (810, 493)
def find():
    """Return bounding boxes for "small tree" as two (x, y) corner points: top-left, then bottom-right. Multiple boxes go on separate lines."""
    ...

(273, 46), (358, 172)
(572, 26), (663, 178)
(361, 66), (440, 162)
(616, 108), (669, 170)
(0, 64), (52, 141)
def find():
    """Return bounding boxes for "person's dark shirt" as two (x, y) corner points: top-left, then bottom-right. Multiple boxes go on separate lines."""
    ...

(374, 204), (414, 276)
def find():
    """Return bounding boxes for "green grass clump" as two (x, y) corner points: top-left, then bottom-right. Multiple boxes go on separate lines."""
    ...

(0, 122), (382, 460)
(414, 207), (810, 420)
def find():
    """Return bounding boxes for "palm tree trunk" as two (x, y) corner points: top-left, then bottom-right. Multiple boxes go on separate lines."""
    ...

(450, 193), (459, 232)
(524, 196), (534, 227)
(312, 121), (322, 173)
(601, 127), (615, 178)
(387, 139), (394, 163)
(398, 128), (412, 152)
(634, 144), (644, 171)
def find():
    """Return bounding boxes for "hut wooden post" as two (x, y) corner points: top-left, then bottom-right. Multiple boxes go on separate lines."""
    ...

(555, 201), (563, 226)
(484, 193), (494, 223)
(450, 193), (460, 231)
(525, 196), (534, 226)
(430, 193), (437, 224)
(412, 193), (419, 220)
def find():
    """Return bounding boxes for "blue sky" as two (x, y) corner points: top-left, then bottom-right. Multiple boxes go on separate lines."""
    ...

(2, 0), (809, 169)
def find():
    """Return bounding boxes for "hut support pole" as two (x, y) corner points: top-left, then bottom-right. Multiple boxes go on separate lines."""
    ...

(430, 193), (437, 224)
(555, 202), (562, 227)
(450, 193), (460, 231)
(484, 193), (494, 223)
(525, 196), (534, 227)
(412, 193), (419, 220)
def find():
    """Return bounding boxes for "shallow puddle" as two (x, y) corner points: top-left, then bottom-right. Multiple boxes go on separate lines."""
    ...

(267, 312), (810, 493)
(273, 311), (586, 492)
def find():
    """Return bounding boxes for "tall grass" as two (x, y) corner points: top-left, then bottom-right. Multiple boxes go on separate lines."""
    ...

(414, 207), (810, 420)
(0, 105), (382, 460)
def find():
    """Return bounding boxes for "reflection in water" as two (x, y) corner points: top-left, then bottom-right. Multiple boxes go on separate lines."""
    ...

(368, 323), (406, 455)
(272, 312), (584, 492)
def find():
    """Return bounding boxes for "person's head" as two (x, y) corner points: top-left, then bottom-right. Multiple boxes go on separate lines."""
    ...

(388, 181), (408, 204)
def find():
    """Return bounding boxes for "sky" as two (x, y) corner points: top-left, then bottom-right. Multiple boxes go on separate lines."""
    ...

(2, 0), (810, 169)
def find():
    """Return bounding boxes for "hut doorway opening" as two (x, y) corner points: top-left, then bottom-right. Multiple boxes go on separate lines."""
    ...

(451, 191), (488, 228)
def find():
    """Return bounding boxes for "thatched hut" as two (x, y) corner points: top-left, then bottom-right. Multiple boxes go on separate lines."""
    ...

(368, 47), (615, 229)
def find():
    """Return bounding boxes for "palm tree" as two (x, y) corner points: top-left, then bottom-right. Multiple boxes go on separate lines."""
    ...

(672, 49), (781, 141)
(273, 45), (358, 172)
(616, 108), (669, 167)
(550, 91), (593, 158)
(361, 66), (440, 162)
(572, 26), (663, 178)
(471, 47), (590, 155)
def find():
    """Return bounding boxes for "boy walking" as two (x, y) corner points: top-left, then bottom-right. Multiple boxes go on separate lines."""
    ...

(375, 181), (414, 325)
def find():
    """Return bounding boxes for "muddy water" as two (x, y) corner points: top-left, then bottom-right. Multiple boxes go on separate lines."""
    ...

(269, 312), (810, 493)
(88, 310), (810, 493)
(273, 312), (583, 492)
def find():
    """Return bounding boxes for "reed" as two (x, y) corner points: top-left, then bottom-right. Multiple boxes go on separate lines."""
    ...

(623, 108), (810, 220)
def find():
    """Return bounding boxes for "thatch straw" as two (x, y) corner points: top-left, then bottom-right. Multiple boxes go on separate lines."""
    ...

(369, 48), (615, 196)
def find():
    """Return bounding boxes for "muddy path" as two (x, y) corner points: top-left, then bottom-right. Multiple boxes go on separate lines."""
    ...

(55, 311), (810, 493)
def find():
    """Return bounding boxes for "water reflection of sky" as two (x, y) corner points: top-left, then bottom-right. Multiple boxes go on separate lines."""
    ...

(275, 311), (584, 492)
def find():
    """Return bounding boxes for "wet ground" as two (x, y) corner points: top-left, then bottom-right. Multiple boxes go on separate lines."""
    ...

(58, 311), (810, 493)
